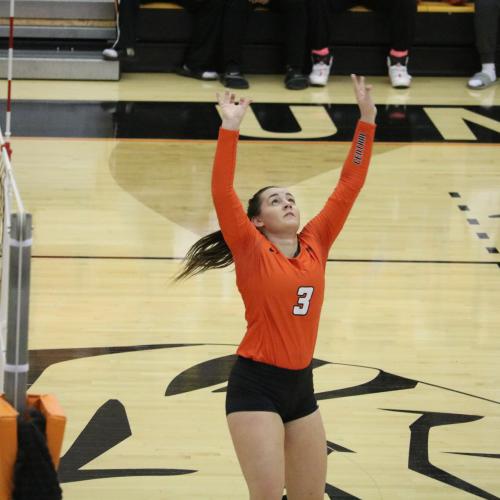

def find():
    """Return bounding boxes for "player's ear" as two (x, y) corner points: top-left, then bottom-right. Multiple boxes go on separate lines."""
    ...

(251, 216), (264, 228)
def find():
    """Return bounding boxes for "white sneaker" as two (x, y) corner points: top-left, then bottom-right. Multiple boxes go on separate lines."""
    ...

(102, 47), (135, 61)
(309, 55), (333, 87)
(102, 48), (118, 61)
(201, 70), (218, 80)
(387, 56), (412, 89)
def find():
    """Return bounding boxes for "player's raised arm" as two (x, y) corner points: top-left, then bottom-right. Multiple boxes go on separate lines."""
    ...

(175, 93), (255, 280)
(211, 92), (256, 252)
(301, 75), (377, 256)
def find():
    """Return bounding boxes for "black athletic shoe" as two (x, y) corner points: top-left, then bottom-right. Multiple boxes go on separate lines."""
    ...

(221, 70), (250, 89)
(175, 64), (218, 81)
(284, 67), (309, 90)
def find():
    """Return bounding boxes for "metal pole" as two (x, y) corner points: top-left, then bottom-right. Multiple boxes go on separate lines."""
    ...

(4, 212), (31, 414)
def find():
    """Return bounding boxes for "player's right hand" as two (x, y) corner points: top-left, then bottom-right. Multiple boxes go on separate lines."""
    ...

(217, 91), (252, 131)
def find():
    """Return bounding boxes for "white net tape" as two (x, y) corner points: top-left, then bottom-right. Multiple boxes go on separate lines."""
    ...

(0, 137), (10, 388)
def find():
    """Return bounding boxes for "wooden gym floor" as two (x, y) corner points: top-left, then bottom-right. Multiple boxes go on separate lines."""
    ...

(2, 73), (500, 498)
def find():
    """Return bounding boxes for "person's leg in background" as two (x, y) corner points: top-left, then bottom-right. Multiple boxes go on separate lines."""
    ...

(103, 0), (142, 60)
(176, 0), (225, 80)
(365, 0), (417, 88)
(270, 0), (309, 90)
(220, 0), (253, 88)
(307, 0), (356, 86)
(307, 0), (333, 86)
(468, 0), (500, 89)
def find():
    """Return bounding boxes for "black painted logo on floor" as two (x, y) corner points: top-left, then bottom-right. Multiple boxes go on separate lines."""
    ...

(3, 102), (500, 142)
(29, 344), (500, 498)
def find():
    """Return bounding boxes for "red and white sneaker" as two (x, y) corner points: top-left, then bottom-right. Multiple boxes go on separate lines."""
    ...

(308, 54), (333, 87)
(387, 56), (412, 89)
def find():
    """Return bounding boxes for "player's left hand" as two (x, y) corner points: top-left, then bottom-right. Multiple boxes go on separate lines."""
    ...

(351, 74), (377, 124)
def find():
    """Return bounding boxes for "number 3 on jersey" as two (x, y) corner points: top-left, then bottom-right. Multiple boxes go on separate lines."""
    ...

(293, 286), (314, 316)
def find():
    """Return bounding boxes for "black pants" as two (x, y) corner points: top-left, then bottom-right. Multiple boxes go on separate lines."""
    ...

(474, 0), (500, 63)
(268, 0), (308, 70)
(113, 0), (251, 71)
(308, 0), (417, 52)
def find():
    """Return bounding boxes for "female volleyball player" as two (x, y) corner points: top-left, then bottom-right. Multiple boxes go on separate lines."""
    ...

(177, 74), (376, 499)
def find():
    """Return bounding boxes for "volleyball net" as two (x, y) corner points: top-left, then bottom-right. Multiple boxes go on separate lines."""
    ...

(0, 126), (32, 415)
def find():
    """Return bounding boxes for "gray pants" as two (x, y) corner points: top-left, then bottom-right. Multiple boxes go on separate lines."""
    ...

(475, 0), (500, 63)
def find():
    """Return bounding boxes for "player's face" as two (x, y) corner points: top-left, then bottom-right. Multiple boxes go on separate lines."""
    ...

(251, 187), (300, 234)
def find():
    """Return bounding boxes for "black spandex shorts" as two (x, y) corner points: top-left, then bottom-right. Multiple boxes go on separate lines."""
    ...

(225, 356), (318, 423)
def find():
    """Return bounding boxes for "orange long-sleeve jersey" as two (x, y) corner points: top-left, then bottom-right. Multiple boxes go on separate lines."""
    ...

(212, 121), (376, 369)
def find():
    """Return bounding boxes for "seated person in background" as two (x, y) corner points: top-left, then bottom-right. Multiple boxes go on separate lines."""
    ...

(307, 0), (417, 88)
(468, 0), (499, 89)
(103, 0), (252, 89)
(250, 0), (310, 90)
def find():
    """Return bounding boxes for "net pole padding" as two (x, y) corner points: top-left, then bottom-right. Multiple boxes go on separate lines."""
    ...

(0, 128), (28, 414)
(0, 393), (66, 500)
(3, 212), (31, 415)
(0, 124), (32, 415)
(26, 394), (67, 470)
(0, 394), (18, 500)
(4, 0), (15, 158)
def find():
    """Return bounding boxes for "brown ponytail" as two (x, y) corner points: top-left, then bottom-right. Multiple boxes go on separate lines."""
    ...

(175, 186), (276, 281)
